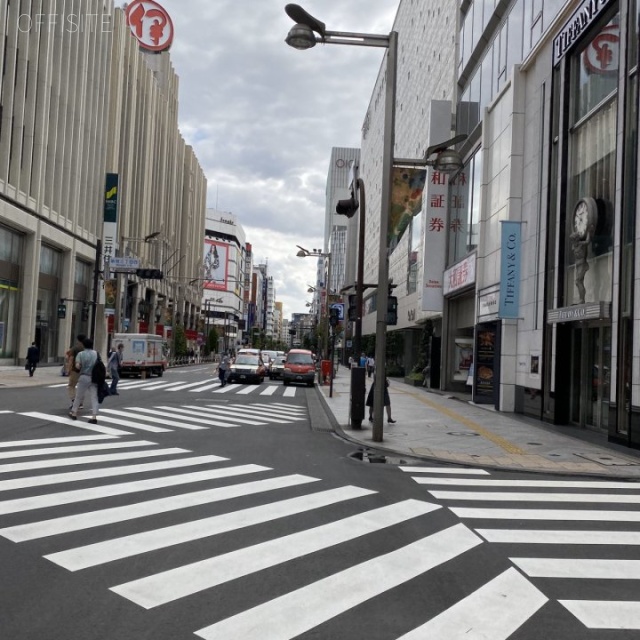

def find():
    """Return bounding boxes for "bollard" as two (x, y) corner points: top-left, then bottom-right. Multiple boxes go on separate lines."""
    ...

(350, 366), (366, 429)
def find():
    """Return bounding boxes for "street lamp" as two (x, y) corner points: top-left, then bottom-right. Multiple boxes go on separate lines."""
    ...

(296, 245), (332, 360)
(285, 4), (396, 442)
(285, 5), (466, 442)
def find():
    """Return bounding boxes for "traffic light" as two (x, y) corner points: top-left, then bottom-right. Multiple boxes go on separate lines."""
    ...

(329, 306), (340, 327)
(348, 294), (357, 322)
(57, 303), (66, 319)
(335, 191), (359, 218)
(387, 296), (398, 326)
(288, 328), (297, 336)
(81, 305), (90, 321)
(136, 268), (163, 280)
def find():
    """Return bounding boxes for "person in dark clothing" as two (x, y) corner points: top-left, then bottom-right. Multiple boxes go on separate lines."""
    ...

(26, 342), (40, 377)
(366, 376), (396, 423)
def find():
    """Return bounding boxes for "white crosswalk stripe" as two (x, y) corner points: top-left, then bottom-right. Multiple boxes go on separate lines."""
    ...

(4, 444), (618, 638)
(20, 412), (131, 436)
(405, 466), (640, 633)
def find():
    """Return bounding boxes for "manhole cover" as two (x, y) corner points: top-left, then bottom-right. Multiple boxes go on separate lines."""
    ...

(447, 431), (480, 437)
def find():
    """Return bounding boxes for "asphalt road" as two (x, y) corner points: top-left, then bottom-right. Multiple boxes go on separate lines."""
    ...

(0, 366), (638, 639)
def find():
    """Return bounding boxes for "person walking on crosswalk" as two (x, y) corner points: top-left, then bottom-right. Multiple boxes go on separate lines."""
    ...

(108, 343), (124, 395)
(69, 337), (99, 424)
(218, 354), (230, 387)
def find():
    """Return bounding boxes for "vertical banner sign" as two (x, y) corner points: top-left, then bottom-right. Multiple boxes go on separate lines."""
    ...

(388, 167), (427, 252)
(499, 221), (522, 318)
(101, 173), (119, 304)
(203, 240), (229, 291)
(421, 100), (454, 313)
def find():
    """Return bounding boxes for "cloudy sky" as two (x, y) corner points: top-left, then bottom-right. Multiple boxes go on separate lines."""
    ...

(137, 0), (399, 318)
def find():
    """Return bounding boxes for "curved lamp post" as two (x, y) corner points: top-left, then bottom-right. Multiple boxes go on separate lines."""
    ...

(285, 4), (465, 442)
(296, 245), (331, 360)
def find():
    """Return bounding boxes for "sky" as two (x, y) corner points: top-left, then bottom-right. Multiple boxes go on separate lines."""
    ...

(133, 1), (399, 319)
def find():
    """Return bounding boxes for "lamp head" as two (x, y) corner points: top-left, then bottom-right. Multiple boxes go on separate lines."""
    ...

(434, 149), (464, 173)
(144, 231), (161, 242)
(296, 249), (308, 257)
(285, 23), (317, 49)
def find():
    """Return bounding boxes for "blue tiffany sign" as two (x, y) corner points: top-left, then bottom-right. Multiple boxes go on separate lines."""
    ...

(499, 221), (522, 319)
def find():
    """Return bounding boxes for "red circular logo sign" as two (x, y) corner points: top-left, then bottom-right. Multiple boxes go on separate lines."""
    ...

(125, 0), (174, 52)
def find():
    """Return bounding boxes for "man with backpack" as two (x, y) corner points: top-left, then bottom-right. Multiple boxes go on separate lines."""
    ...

(69, 337), (103, 424)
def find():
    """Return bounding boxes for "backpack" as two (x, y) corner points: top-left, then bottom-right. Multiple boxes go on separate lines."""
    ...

(91, 353), (107, 385)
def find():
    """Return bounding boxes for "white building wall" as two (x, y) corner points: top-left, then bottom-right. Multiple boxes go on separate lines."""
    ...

(359, 0), (458, 335)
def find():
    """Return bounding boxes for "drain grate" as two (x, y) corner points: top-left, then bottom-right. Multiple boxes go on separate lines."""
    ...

(447, 431), (480, 437)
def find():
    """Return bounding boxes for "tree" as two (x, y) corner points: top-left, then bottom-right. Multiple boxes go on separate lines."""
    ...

(173, 323), (187, 357)
(206, 326), (219, 355)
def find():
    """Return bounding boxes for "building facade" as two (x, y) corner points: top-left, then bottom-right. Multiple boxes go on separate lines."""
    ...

(0, 1), (206, 364)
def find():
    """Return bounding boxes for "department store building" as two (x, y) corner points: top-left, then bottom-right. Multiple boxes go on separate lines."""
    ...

(357, 0), (639, 447)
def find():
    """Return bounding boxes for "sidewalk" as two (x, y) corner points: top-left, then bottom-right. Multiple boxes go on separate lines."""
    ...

(317, 367), (640, 479)
(0, 365), (66, 389)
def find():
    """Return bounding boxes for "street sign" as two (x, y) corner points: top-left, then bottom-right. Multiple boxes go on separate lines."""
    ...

(109, 257), (140, 271)
(329, 303), (344, 321)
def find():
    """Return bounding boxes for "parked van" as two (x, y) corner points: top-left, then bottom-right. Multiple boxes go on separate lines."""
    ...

(112, 333), (167, 378)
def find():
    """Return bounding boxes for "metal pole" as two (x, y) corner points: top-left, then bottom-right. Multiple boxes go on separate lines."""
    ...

(372, 31), (397, 443)
(329, 327), (336, 397)
(353, 178), (366, 359)
(324, 253), (332, 361)
(90, 238), (101, 340)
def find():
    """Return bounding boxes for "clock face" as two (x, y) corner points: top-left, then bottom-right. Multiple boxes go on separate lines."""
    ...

(573, 198), (597, 238)
(574, 201), (589, 236)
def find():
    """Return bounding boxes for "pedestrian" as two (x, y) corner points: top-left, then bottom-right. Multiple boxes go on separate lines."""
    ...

(366, 376), (395, 424)
(69, 337), (99, 424)
(359, 352), (367, 367)
(218, 354), (230, 386)
(108, 343), (124, 395)
(66, 334), (86, 410)
(348, 355), (353, 369)
(366, 355), (375, 378)
(25, 342), (40, 377)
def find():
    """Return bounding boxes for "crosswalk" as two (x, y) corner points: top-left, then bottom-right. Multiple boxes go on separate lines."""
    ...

(402, 464), (640, 632)
(1, 435), (635, 639)
(12, 401), (309, 436)
(48, 377), (301, 397)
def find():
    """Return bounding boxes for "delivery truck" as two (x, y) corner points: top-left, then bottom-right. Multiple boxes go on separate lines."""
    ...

(112, 333), (167, 378)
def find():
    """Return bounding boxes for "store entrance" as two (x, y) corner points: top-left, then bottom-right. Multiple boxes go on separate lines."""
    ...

(570, 324), (611, 431)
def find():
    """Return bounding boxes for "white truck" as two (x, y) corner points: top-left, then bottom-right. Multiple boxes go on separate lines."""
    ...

(112, 333), (167, 378)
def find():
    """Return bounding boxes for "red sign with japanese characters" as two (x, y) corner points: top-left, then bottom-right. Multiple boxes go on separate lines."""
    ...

(125, 0), (174, 52)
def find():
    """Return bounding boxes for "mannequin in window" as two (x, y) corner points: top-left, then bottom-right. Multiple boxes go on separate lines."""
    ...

(570, 228), (592, 304)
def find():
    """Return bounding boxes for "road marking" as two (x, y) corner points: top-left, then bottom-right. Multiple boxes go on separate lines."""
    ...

(121, 408), (215, 429)
(477, 529), (640, 545)
(52, 486), (379, 575)
(0, 435), (116, 448)
(20, 412), (131, 436)
(0, 440), (156, 460)
(512, 557), (640, 579)
(559, 600), (640, 630)
(431, 490), (640, 503)
(259, 386), (278, 396)
(414, 477), (640, 489)
(100, 408), (209, 430)
(191, 382), (224, 393)
(211, 384), (241, 394)
(0, 464), (269, 515)
(194, 523), (482, 640)
(0, 455), (227, 493)
(0, 448), (189, 475)
(283, 387), (296, 397)
(0, 474), (318, 542)
(141, 381), (188, 391)
(222, 404), (305, 422)
(451, 507), (640, 521)
(87, 413), (171, 433)
(157, 405), (265, 426)
(401, 466), (489, 475)
(177, 406), (266, 425)
(236, 385), (260, 395)
(397, 568), (547, 640)
(166, 381), (216, 391)
(241, 403), (307, 417)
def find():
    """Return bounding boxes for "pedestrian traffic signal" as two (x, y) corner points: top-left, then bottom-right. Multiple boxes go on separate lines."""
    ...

(387, 296), (398, 326)
(329, 306), (340, 327)
(136, 268), (163, 280)
(81, 305), (90, 321)
(57, 303), (66, 319)
(348, 294), (357, 321)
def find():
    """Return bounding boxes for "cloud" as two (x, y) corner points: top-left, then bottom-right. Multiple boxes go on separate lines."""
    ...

(143, 0), (398, 317)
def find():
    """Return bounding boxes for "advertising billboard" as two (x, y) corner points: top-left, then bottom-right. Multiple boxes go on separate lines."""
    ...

(203, 240), (228, 291)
